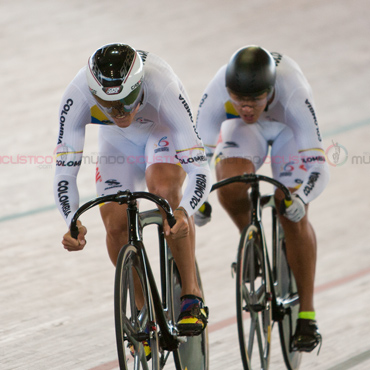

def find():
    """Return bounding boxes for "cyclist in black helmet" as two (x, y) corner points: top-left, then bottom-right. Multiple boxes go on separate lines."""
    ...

(54, 44), (211, 351)
(195, 45), (330, 352)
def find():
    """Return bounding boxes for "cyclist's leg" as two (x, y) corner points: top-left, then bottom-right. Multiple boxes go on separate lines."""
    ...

(271, 127), (321, 351)
(96, 126), (147, 266)
(271, 127), (317, 313)
(145, 125), (203, 299)
(145, 128), (207, 335)
(215, 119), (268, 232)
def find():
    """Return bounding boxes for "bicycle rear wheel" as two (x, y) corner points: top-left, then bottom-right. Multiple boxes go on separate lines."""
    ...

(171, 259), (209, 370)
(275, 231), (302, 370)
(115, 244), (160, 370)
(236, 224), (272, 370)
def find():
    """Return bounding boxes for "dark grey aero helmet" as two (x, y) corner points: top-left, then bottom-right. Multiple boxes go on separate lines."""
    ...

(225, 46), (276, 97)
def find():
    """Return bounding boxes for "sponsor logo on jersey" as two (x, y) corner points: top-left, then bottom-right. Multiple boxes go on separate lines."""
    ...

(271, 52), (283, 67)
(96, 167), (102, 183)
(104, 179), (122, 190)
(305, 99), (322, 142)
(302, 155), (326, 164)
(196, 94), (208, 125)
(280, 161), (295, 177)
(223, 141), (239, 149)
(179, 94), (194, 123)
(198, 93), (208, 108)
(175, 154), (207, 165)
(193, 125), (201, 140)
(190, 174), (207, 209)
(303, 172), (320, 196)
(58, 98), (73, 144)
(56, 160), (82, 167)
(154, 136), (170, 153)
(57, 180), (71, 218)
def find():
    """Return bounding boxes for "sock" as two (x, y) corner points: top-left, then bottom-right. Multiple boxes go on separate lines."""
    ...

(298, 311), (316, 320)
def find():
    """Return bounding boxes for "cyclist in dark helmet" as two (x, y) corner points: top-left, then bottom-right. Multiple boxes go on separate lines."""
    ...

(54, 44), (211, 356)
(225, 45), (276, 98)
(195, 45), (329, 353)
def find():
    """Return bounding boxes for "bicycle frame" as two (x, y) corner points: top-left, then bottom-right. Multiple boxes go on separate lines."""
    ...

(211, 173), (301, 370)
(70, 190), (180, 350)
(212, 174), (295, 315)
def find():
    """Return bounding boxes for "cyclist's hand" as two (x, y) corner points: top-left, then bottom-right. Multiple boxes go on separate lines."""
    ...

(280, 194), (306, 223)
(194, 201), (212, 227)
(62, 221), (87, 251)
(164, 208), (189, 239)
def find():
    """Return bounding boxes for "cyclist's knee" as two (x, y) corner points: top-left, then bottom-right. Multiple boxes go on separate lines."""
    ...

(146, 164), (185, 208)
(105, 221), (128, 240)
(217, 182), (250, 209)
(147, 179), (183, 209)
(279, 212), (308, 234)
(100, 203), (128, 239)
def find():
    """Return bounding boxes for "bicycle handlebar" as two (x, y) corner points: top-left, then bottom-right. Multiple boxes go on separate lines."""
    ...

(69, 190), (176, 239)
(211, 173), (292, 204)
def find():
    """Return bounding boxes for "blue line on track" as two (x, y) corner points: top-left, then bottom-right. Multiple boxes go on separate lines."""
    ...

(1, 118), (370, 223)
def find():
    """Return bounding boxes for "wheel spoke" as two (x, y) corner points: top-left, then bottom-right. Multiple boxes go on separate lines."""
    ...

(236, 225), (272, 370)
(115, 245), (160, 370)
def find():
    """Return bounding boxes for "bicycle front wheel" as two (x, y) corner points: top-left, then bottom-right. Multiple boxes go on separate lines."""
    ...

(114, 244), (160, 370)
(275, 236), (302, 370)
(171, 260), (209, 370)
(236, 224), (272, 370)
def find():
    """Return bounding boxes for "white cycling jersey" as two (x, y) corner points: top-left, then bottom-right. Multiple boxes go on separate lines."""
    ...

(54, 51), (212, 226)
(196, 52), (329, 204)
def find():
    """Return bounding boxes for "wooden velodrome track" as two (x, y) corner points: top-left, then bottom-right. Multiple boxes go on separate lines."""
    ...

(1, 0), (370, 369)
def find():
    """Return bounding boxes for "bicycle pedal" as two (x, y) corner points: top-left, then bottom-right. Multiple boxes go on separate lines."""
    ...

(244, 304), (266, 313)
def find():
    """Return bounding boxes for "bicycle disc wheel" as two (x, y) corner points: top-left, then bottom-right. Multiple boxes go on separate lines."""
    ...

(114, 244), (160, 370)
(275, 235), (302, 370)
(171, 259), (209, 370)
(236, 224), (272, 370)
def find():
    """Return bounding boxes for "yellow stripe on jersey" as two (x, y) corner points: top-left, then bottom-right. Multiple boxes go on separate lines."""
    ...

(298, 148), (325, 155)
(90, 105), (114, 125)
(55, 150), (83, 158)
(224, 101), (239, 119)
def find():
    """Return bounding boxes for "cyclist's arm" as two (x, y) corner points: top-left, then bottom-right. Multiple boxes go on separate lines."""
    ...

(159, 82), (212, 217)
(196, 66), (229, 164)
(53, 83), (90, 226)
(284, 87), (330, 204)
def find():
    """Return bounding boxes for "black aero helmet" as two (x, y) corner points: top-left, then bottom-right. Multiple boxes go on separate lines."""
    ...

(225, 46), (276, 97)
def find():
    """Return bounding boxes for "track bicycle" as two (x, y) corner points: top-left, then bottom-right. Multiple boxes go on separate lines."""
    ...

(211, 174), (302, 370)
(70, 189), (209, 370)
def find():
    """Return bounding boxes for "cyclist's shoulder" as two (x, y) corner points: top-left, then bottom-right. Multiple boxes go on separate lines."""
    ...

(274, 53), (310, 90)
(140, 51), (177, 82)
(199, 64), (229, 106)
(62, 66), (92, 102)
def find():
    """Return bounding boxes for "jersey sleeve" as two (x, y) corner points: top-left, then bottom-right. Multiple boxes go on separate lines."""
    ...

(158, 82), (212, 216)
(196, 66), (228, 162)
(283, 86), (330, 203)
(53, 83), (91, 226)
